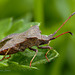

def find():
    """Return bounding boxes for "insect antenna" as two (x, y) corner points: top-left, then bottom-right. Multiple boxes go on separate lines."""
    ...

(50, 12), (75, 40)
(50, 31), (73, 40)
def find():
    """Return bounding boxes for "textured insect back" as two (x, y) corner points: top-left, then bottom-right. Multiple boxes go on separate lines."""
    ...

(22, 25), (41, 39)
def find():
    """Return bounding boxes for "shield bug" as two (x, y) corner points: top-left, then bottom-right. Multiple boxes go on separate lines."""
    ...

(0, 12), (75, 67)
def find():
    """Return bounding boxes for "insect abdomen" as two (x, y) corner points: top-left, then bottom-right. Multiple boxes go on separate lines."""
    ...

(0, 48), (19, 55)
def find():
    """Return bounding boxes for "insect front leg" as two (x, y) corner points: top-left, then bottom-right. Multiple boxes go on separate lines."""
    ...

(29, 48), (38, 67)
(0, 49), (10, 61)
(38, 46), (52, 62)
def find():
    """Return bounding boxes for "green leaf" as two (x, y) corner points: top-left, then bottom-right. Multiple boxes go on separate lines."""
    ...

(6, 19), (24, 35)
(32, 50), (59, 66)
(0, 18), (59, 71)
(16, 22), (40, 33)
(0, 61), (38, 71)
(0, 49), (58, 71)
(0, 18), (12, 35)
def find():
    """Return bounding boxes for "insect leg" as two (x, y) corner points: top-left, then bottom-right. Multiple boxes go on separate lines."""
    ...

(29, 48), (38, 67)
(38, 46), (52, 62)
(0, 49), (10, 61)
(5, 55), (11, 59)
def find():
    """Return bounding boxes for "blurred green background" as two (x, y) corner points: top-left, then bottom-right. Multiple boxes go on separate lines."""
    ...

(0, 0), (75, 75)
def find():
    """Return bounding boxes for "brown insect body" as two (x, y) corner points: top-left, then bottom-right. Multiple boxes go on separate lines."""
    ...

(0, 25), (52, 55)
(0, 12), (75, 67)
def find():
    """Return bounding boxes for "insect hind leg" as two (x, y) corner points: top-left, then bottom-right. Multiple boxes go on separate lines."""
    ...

(5, 55), (11, 59)
(0, 49), (10, 61)
(38, 46), (52, 62)
(0, 56), (5, 61)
